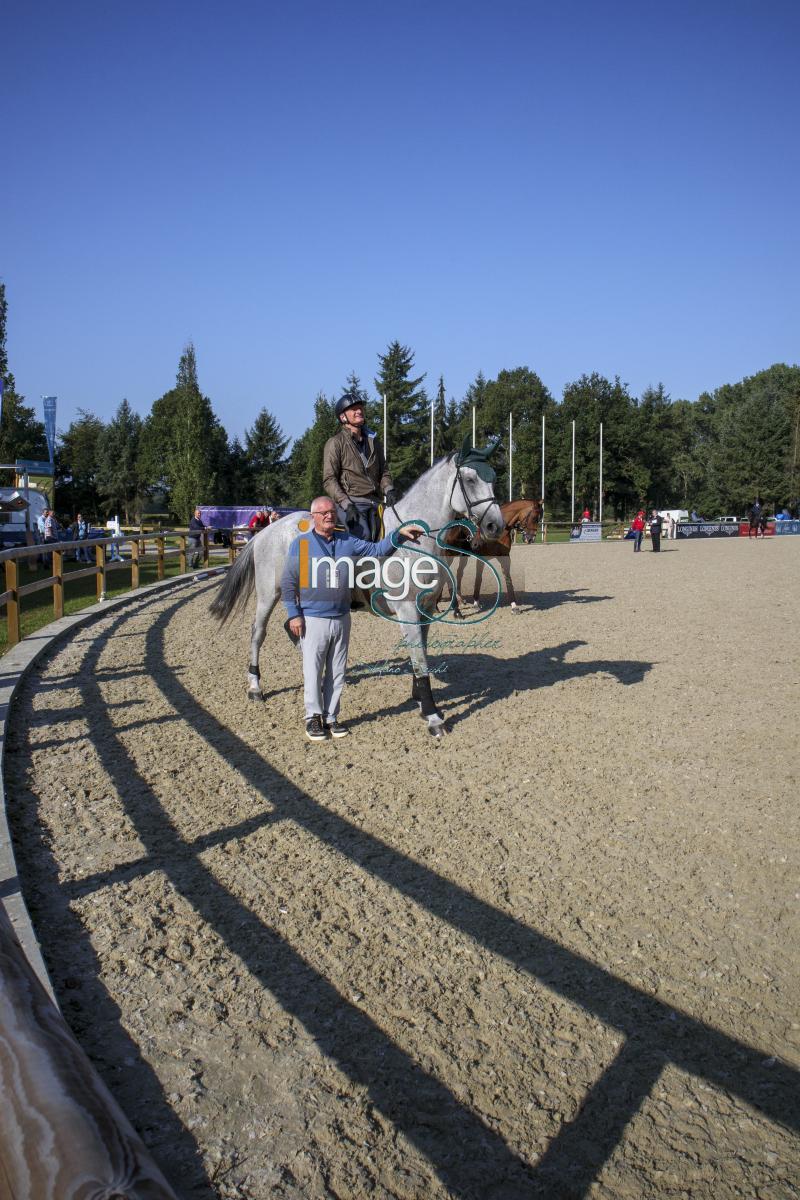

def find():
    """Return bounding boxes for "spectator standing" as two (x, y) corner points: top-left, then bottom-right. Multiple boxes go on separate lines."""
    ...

(188, 506), (205, 569)
(73, 512), (91, 562)
(281, 497), (422, 740)
(581, 507), (590, 523)
(631, 510), (645, 552)
(649, 509), (661, 552)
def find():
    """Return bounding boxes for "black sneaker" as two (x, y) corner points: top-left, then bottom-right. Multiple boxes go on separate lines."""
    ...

(324, 720), (350, 739)
(305, 714), (327, 741)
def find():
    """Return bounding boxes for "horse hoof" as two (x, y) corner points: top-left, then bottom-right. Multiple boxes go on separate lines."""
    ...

(428, 720), (450, 738)
(510, 603), (519, 614)
(248, 690), (264, 702)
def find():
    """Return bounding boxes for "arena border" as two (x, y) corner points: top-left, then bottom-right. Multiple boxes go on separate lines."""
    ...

(0, 568), (226, 1198)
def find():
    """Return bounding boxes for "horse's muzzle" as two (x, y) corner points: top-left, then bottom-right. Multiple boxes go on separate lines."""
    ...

(481, 518), (502, 540)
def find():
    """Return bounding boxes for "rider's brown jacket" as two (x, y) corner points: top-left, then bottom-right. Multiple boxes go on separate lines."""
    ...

(322, 427), (393, 509)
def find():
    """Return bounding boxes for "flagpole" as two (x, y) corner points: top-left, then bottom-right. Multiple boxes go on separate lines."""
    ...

(599, 422), (604, 525)
(571, 419), (575, 523)
(541, 413), (546, 504)
(472, 404), (476, 448)
(383, 393), (387, 459)
(430, 396), (434, 466)
(508, 411), (513, 501)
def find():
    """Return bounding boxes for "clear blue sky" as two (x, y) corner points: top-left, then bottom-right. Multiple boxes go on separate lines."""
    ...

(3, 0), (798, 446)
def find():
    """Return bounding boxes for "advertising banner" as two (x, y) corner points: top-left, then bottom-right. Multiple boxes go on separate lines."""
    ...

(570, 523), (602, 542)
(676, 522), (741, 539)
(774, 520), (800, 535)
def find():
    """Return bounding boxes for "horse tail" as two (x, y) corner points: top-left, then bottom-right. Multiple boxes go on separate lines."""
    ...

(209, 538), (256, 624)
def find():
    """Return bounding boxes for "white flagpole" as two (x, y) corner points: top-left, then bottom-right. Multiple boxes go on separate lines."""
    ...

(541, 413), (546, 504)
(599, 422), (604, 525)
(571, 419), (576, 523)
(472, 404), (476, 448)
(430, 396), (434, 466)
(509, 411), (513, 501)
(383, 393), (387, 459)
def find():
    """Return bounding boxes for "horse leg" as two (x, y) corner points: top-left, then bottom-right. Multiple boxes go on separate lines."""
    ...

(248, 594), (277, 700)
(455, 554), (470, 608)
(402, 615), (449, 737)
(501, 555), (518, 610)
(472, 559), (484, 606)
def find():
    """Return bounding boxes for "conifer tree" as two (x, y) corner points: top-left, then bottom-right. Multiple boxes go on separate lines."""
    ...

(374, 342), (428, 490)
(0, 283), (47, 464)
(245, 408), (290, 503)
(97, 399), (144, 522)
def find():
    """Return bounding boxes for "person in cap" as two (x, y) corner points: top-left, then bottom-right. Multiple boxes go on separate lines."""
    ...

(322, 389), (397, 540)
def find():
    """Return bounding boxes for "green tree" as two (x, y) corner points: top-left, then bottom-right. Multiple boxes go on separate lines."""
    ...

(139, 344), (229, 521)
(96, 399), (144, 523)
(555, 374), (639, 519)
(0, 283), (47, 464)
(286, 392), (338, 507)
(480, 367), (555, 501)
(56, 409), (105, 518)
(374, 342), (429, 491)
(244, 408), (290, 502)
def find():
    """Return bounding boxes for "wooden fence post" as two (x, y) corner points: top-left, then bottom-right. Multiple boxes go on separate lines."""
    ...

(178, 535), (186, 575)
(157, 537), (164, 581)
(52, 549), (64, 620)
(202, 528), (209, 567)
(130, 539), (140, 590)
(6, 558), (20, 647)
(95, 543), (105, 601)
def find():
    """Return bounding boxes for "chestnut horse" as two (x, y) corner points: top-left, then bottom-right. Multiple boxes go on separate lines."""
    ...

(442, 498), (542, 614)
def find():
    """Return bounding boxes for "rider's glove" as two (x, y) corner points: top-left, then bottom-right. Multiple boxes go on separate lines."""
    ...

(384, 489), (398, 508)
(344, 503), (360, 530)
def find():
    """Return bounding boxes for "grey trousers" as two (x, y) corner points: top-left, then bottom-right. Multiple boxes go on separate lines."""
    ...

(300, 614), (351, 721)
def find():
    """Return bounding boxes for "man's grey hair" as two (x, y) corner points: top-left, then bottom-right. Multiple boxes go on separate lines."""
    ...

(310, 496), (335, 513)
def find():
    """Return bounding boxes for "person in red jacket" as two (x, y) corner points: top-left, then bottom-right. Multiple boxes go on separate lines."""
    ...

(248, 508), (269, 538)
(631, 510), (645, 552)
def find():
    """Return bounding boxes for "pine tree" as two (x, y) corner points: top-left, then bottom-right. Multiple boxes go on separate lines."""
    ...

(139, 343), (228, 521)
(245, 408), (290, 503)
(96, 400), (144, 523)
(0, 283), (48, 464)
(286, 393), (338, 507)
(374, 342), (428, 490)
(57, 409), (105, 518)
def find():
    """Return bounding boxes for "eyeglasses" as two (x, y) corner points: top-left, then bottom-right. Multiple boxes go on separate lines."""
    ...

(311, 510), (336, 519)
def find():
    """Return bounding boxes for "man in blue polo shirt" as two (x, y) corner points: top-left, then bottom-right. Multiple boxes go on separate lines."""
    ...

(281, 496), (421, 741)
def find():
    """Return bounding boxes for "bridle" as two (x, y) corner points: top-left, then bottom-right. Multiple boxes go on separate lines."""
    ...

(386, 458), (497, 541)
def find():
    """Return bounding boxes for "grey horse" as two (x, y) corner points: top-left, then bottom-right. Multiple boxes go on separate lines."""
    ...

(209, 443), (504, 736)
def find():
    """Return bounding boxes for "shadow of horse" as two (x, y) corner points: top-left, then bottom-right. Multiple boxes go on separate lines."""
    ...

(347, 640), (651, 730)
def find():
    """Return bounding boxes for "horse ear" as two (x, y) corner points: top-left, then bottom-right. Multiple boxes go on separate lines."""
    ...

(457, 434), (472, 463)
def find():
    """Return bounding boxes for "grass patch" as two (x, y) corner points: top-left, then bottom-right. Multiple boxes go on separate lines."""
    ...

(0, 552), (228, 656)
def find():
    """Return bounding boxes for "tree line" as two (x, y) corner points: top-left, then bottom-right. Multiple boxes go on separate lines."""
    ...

(2, 285), (798, 524)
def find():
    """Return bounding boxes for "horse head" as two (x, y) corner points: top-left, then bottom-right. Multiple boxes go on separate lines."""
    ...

(451, 437), (504, 542)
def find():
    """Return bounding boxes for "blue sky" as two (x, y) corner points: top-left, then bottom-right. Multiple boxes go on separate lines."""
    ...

(2, 0), (798, 446)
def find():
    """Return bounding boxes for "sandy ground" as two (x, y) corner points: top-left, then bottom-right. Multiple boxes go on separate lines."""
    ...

(5, 536), (800, 1200)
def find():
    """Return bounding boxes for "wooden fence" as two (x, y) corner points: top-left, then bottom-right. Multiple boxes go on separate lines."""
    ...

(0, 528), (237, 648)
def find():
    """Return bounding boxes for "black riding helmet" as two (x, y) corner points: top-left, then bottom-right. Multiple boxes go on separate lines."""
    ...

(335, 390), (364, 419)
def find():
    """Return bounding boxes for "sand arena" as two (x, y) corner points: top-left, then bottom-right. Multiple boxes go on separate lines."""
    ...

(6, 537), (800, 1198)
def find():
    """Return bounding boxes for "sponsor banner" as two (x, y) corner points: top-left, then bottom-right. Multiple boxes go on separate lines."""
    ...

(774, 520), (800, 536)
(570, 522), (602, 542)
(737, 521), (775, 537)
(677, 522), (741, 539)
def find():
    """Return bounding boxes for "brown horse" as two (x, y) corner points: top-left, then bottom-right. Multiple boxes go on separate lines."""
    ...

(441, 498), (542, 614)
